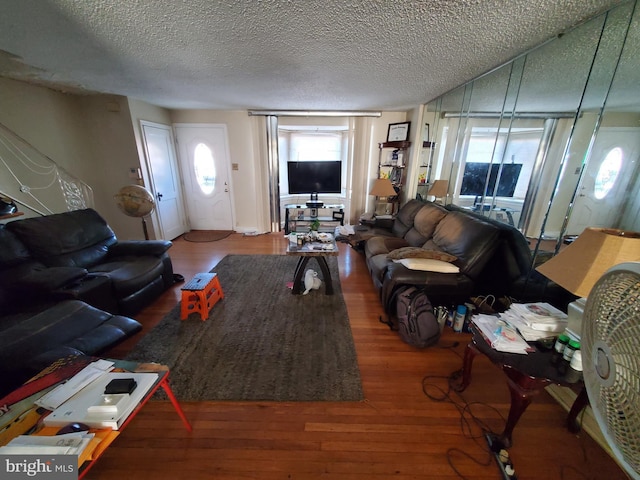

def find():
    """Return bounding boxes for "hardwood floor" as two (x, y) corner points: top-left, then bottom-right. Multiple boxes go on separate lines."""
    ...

(93, 233), (627, 479)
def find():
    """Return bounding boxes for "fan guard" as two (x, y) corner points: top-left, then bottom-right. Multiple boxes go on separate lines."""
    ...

(583, 262), (640, 479)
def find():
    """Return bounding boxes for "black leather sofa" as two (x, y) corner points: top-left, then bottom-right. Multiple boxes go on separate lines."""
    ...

(0, 299), (142, 397)
(363, 199), (570, 312)
(0, 208), (175, 396)
(2, 208), (174, 315)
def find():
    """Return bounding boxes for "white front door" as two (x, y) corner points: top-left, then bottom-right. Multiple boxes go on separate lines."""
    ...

(174, 124), (234, 231)
(567, 127), (640, 235)
(140, 122), (187, 240)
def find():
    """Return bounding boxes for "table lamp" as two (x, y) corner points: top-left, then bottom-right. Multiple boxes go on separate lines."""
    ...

(370, 178), (397, 215)
(427, 180), (448, 204)
(536, 227), (640, 337)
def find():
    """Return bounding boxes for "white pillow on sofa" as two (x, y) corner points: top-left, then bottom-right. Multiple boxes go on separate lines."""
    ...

(393, 258), (460, 273)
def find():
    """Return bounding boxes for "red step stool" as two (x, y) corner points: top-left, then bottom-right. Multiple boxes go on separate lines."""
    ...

(180, 272), (224, 321)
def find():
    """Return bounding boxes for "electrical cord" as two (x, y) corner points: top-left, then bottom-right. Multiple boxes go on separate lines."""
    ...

(422, 370), (506, 479)
(422, 356), (621, 479)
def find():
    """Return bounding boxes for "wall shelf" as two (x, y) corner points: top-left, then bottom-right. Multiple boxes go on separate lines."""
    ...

(377, 141), (411, 214)
(378, 140), (411, 150)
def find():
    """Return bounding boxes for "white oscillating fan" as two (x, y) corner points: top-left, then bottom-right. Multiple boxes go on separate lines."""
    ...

(582, 262), (640, 479)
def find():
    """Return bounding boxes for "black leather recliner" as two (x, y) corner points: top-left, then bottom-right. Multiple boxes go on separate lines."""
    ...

(3, 208), (174, 315)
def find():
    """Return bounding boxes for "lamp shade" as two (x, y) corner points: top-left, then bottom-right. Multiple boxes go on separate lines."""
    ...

(536, 227), (640, 298)
(427, 180), (448, 198)
(370, 178), (397, 197)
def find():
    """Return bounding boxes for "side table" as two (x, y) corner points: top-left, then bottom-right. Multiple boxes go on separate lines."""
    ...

(453, 326), (585, 447)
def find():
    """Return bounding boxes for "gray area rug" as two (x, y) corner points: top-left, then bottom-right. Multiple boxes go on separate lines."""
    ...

(126, 254), (363, 402)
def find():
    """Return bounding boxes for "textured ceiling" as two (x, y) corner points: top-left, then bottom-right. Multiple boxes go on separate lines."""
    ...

(0, 0), (622, 111)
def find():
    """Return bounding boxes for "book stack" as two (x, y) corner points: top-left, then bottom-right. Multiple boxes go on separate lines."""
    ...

(501, 302), (568, 341)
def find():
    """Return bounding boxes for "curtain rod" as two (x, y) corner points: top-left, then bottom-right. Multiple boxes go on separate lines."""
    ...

(443, 111), (576, 119)
(248, 110), (381, 117)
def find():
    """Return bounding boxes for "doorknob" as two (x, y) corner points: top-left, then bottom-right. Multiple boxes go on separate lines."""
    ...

(156, 192), (163, 202)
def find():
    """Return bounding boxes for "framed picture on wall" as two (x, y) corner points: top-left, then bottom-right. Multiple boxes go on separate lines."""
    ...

(387, 122), (411, 142)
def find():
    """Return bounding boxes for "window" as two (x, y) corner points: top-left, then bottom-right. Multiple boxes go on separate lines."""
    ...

(278, 127), (348, 197)
(193, 143), (216, 195)
(459, 122), (545, 201)
(594, 147), (622, 200)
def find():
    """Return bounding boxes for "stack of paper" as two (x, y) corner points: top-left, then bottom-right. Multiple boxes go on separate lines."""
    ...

(42, 372), (158, 430)
(472, 314), (531, 354)
(36, 359), (115, 410)
(506, 302), (568, 337)
(0, 431), (94, 456)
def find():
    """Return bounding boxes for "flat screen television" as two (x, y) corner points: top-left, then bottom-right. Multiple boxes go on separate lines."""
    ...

(460, 162), (523, 197)
(287, 161), (342, 194)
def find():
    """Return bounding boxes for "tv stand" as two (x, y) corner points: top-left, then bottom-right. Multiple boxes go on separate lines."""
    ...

(305, 193), (323, 208)
(284, 204), (344, 234)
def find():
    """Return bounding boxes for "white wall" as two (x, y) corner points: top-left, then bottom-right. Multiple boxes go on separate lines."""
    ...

(0, 77), (94, 217)
(365, 112), (414, 212)
(0, 78), (154, 239)
(78, 95), (145, 239)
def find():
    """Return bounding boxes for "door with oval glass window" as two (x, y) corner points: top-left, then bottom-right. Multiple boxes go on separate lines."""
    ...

(567, 127), (640, 235)
(174, 124), (234, 231)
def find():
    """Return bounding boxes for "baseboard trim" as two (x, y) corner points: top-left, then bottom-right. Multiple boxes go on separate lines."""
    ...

(545, 385), (613, 456)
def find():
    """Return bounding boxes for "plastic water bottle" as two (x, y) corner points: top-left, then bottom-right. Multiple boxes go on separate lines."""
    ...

(453, 305), (467, 332)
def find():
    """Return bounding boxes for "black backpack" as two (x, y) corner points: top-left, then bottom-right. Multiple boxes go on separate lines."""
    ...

(380, 287), (441, 348)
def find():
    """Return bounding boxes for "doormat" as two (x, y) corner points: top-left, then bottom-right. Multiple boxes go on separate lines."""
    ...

(183, 230), (233, 242)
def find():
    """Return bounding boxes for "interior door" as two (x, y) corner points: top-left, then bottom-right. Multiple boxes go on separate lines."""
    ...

(140, 122), (187, 240)
(567, 127), (640, 235)
(174, 124), (233, 231)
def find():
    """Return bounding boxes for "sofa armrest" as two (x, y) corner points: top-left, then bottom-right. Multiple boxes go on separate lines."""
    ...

(380, 263), (474, 313)
(18, 267), (89, 292)
(109, 240), (172, 257)
(372, 215), (395, 230)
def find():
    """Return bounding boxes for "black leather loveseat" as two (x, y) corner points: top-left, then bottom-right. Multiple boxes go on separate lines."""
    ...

(363, 199), (563, 312)
(2, 208), (174, 316)
(0, 298), (142, 397)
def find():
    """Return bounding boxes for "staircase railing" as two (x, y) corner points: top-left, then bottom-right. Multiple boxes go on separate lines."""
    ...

(0, 122), (93, 217)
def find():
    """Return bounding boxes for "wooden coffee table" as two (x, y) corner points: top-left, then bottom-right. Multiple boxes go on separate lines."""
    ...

(286, 237), (339, 295)
(0, 357), (191, 479)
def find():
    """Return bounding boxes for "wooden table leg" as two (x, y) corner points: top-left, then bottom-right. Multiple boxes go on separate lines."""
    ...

(567, 386), (589, 433)
(160, 376), (193, 432)
(499, 366), (551, 448)
(452, 342), (480, 392)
